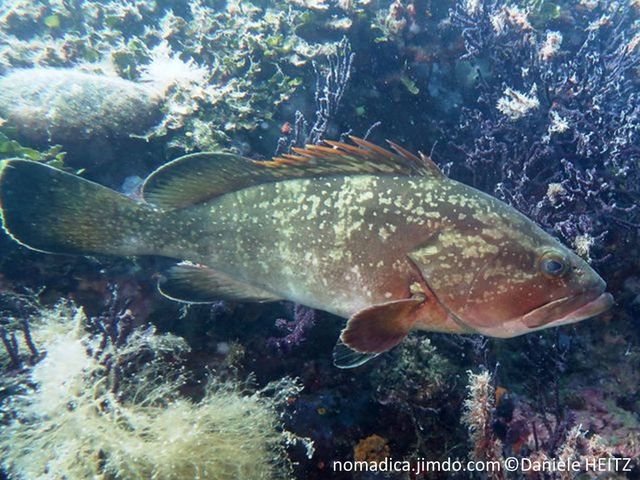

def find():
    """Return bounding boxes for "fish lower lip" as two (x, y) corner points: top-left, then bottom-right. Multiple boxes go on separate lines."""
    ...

(561, 292), (614, 322)
(523, 290), (613, 328)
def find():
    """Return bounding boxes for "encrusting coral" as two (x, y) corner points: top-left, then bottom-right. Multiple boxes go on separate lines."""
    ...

(0, 300), (310, 480)
(353, 434), (390, 465)
(370, 336), (455, 410)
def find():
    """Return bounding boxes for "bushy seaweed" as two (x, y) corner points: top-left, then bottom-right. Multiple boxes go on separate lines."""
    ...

(0, 300), (308, 480)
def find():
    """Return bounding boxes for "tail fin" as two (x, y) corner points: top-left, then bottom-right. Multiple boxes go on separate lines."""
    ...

(0, 159), (171, 257)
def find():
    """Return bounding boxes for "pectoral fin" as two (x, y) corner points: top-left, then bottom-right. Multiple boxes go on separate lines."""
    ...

(333, 339), (380, 369)
(336, 298), (424, 367)
(159, 262), (282, 303)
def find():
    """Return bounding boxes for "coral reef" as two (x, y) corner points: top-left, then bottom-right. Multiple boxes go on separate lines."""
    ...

(0, 299), (308, 480)
(370, 336), (456, 412)
(0, 290), (41, 374)
(462, 370), (503, 470)
(0, 0), (345, 153)
(276, 36), (354, 153)
(461, 369), (633, 480)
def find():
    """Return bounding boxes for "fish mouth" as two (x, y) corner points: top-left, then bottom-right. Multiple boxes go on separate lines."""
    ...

(561, 291), (614, 322)
(523, 288), (614, 329)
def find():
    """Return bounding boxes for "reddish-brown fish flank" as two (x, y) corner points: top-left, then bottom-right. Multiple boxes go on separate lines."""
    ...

(0, 138), (613, 367)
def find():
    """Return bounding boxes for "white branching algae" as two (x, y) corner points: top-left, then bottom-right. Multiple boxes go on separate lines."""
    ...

(497, 85), (539, 120)
(0, 301), (310, 480)
(539, 31), (563, 61)
(461, 370), (503, 463)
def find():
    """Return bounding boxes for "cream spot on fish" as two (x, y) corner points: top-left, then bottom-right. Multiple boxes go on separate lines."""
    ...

(328, 249), (345, 262)
(384, 292), (393, 298)
(378, 227), (390, 241)
(419, 245), (439, 256)
(482, 228), (505, 240)
(358, 191), (374, 202)
(303, 251), (320, 267)
(392, 259), (404, 272)
(306, 194), (321, 219)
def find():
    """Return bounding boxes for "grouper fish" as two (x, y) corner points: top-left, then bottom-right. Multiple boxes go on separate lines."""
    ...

(0, 138), (613, 367)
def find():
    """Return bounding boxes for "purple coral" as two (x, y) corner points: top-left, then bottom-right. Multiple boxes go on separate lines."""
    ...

(446, 1), (640, 264)
(0, 291), (41, 369)
(267, 303), (318, 353)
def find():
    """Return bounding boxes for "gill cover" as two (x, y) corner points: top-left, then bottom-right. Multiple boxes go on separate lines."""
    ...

(408, 228), (505, 332)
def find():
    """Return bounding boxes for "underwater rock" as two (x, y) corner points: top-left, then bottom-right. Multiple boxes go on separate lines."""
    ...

(0, 68), (162, 146)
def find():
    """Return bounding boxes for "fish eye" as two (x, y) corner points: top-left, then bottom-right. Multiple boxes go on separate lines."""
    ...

(538, 251), (568, 278)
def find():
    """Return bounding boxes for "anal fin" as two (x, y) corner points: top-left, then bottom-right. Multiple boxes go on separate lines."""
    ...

(159, 262), (282, 304)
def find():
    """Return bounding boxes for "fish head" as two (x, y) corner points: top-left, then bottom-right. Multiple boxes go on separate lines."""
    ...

(460, 241), (613, 337)
(409, 196), (613, 338)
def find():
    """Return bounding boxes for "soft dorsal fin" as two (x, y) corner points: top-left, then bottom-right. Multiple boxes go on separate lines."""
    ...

(143, 137), (443, 210)
(143, 152), (268, 210)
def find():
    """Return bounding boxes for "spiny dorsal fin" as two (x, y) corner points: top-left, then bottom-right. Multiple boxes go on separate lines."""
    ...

(159, 262), (282, 303)
(268, 136), (438, 177)
(143, 137), (443, 210)
(386, 140), (444, 179)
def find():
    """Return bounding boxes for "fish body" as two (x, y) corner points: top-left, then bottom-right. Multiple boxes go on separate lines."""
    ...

(0, 138), (613, 367)
(180, 174), (449, 320)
